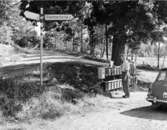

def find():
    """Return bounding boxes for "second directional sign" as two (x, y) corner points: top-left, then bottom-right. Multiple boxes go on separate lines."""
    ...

(45, 14), (73, 21)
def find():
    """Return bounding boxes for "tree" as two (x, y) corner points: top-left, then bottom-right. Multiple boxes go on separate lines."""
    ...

(0, 0), (11, 24)
(83, 1), (167, 65)
(0, 23), (13, 45)
(19, 0), (167, 65)
(0, 0), (38, 48)
(86, 1), (156, 65)
(19, 0), (87, 49)
(20, 0), (103, 56)
(7, 0), (40, 48)
(0, 0), (14, 44)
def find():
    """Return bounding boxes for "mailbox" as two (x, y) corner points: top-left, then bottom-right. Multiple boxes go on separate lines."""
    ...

(106, 79), (122, 91)
(98, 67), (106, 79)
(105, 68), (112, 77)
(98, 65), (123, 93)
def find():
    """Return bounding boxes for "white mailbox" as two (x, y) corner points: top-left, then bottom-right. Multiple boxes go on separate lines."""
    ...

(98, 67), (106, 79)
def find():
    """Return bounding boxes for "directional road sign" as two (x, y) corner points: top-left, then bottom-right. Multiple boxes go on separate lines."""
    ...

(24, 11), (40, 21)
(45, 14), (73, 21)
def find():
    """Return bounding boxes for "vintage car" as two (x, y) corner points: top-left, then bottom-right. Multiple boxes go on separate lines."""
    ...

(147, 68), (167, 107)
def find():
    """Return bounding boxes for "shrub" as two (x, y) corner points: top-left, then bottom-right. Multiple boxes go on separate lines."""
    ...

(0, 78), (45, 117)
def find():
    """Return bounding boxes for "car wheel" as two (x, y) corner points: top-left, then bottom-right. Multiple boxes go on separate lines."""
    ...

(151, 103), (162, 109)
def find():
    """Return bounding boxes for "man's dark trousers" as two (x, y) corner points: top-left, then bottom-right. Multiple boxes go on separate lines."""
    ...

(122, 72), (130, 97)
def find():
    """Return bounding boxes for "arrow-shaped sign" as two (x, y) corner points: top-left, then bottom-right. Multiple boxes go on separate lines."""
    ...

(24, 11), (40, 21)
(45, 14), (74, 21)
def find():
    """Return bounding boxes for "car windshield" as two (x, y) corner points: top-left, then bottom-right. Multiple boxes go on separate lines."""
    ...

(157, 71), (167, 81)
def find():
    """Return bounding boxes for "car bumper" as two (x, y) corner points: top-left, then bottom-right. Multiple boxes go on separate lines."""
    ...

(147, 96), (167, 103)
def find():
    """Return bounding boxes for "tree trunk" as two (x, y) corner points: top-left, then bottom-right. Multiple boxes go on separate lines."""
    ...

(100, 45), (105, 58)
(89, 26), (95, 56)
(157, 42), (160, 69)
(111, 34), (126, 66)
(100, 32), (105, 58)
(72, 36), (75, 51)
(80, 24), (84, 53)
(105, 24), (109, 60)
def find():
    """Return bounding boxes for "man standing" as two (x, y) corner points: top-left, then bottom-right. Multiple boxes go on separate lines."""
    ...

(121, 54), (130, 98)
(129, 59), (137, 88)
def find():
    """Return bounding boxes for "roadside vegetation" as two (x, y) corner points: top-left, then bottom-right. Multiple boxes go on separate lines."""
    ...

(0, 62), (106, 120)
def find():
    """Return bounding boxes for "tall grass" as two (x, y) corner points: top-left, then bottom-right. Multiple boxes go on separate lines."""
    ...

(0, 78), (87, 120)
(0, 62), (103, 120)
(17, 87), (73, 120)
(0, 78), (45, 118)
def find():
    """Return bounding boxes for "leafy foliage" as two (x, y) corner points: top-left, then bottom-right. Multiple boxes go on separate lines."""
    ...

(84, 1), (167, 64)
(0, 23), (13, 45)
(0, 0), (11, 24)
(0, 78), (44, 117)
(0, 0), (40, 47)
(0, 0), (15, 44)
(19, 1), (167, 64)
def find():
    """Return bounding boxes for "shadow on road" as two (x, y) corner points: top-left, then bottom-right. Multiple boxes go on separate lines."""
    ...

(121, 105), (167, 121)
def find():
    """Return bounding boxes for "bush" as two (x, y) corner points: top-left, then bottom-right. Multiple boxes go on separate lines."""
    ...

(0, 78), (44, 101)
(0, 78), (45, 117)
(15, 36), (40, 48)
(16, 87), (80, 120)
(0, 97), (22, 118)
(47, 63), (100, 92)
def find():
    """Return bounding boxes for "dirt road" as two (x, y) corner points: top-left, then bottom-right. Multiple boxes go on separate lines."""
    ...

(3, 91), (167, 130)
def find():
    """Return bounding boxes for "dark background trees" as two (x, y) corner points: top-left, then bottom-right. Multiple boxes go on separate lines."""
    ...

(18, 0), (167, 65)
(84, 0), (167, 65)
(0, 0), (40, 47)
(87, 1), (155, 65)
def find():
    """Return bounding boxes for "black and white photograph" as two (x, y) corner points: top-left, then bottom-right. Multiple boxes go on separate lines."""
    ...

(0, 0), (167, 129)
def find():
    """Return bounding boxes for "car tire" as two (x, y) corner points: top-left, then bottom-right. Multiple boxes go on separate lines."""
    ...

(151, 103), (162, 109)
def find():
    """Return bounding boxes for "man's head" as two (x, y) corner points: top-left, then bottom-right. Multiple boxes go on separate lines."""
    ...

(121, 54), (127, 62)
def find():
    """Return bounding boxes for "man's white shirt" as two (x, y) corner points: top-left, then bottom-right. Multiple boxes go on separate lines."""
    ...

(121, 60), (130, 72)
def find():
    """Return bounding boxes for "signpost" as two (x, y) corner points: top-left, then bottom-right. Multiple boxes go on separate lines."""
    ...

(40, 8), (44, 86)
(37, 9), (74, 86)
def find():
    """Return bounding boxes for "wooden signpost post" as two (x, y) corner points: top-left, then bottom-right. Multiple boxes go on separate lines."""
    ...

(40, 8), (44, 86)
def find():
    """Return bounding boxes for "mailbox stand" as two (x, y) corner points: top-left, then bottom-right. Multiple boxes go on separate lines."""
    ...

(98, 65), (123, 97)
